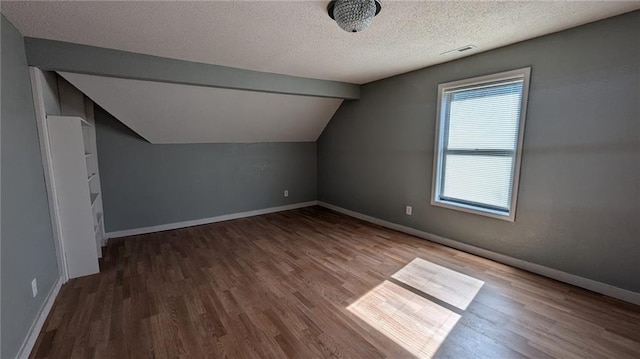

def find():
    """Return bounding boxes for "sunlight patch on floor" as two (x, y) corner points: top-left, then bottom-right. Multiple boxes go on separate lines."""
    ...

(347, 258), (485, 358)
(392, 258), (484, 310)
(347, 280), (461, 358)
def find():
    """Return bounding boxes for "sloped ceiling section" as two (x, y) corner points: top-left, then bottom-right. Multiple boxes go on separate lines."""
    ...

(59, 72), (343, 144)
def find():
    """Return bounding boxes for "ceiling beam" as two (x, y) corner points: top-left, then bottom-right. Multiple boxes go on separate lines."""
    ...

(24, 38), (361, 100)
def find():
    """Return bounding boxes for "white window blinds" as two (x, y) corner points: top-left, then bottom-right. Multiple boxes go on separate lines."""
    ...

(432, 69), (530, 220)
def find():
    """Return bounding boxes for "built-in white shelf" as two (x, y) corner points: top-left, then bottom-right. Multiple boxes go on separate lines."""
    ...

(94, 212), (103, 231)
(80, 117), (92, 127)
(90, 192), (99, 206)
(36, 72), (106, 276)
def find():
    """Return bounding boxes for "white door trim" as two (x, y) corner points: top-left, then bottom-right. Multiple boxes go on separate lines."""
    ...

(29, 67), (69, 283)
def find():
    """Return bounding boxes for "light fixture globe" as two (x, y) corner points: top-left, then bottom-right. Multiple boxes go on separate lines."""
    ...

(328, 0), (382, 33)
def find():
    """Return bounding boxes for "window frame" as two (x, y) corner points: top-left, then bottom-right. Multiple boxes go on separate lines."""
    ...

(430, 67), (531, 222)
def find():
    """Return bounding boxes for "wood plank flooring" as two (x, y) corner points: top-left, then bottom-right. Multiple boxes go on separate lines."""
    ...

(29, 206), (640, 358)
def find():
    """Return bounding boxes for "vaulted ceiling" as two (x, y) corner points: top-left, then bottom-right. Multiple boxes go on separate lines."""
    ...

(59, 72), (343, 144)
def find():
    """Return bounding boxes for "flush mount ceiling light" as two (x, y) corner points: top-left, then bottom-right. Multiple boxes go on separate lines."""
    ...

(328, 0), (382, 33)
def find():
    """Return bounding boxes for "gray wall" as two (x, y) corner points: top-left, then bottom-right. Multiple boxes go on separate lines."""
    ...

(1, 15), (59, 359)
(95, 107), (318, 232)
(318, 11), (640, 292)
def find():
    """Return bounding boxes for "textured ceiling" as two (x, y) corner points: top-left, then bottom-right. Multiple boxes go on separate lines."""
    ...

(3, 1), (638, 84)
(58, 72), (343, 144)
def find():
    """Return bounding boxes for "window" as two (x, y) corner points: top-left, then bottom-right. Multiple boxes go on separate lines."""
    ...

(431, 68), (531, 221)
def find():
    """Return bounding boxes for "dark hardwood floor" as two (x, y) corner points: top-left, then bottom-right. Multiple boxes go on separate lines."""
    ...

(30, 206), (640, 358)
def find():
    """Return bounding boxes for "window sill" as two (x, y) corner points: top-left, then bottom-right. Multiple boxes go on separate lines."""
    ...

(430, 199), (515, 222)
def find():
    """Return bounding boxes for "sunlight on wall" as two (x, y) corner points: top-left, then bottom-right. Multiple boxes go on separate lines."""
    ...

(347, 258), (485, 358)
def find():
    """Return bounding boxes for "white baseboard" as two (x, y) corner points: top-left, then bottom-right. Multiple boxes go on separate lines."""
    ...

(107, 201), (319, 238)
(16, 276), (63, 359)
(318, 201), (640, 306)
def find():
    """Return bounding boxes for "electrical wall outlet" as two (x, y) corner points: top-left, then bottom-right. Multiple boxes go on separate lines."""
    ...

(284, 190), (289, 198)
(31, 278), (38, 298)
(406, 206), (412, 216)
